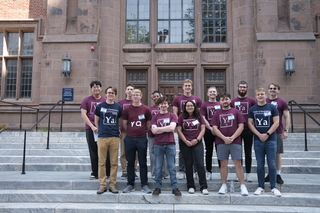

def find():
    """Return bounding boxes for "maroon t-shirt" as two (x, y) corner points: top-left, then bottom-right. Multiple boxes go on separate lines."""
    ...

(80, 96), (106, 129)
(178, 114), (205, 141)
(152, 112), (177, 145)
(210, 108), (245, 145)
(171, 94), (202, 117)
(118, 99), (133, 132)
(266, 97), (289, 134)
(200, 101), (221, 132)
(122, 104), (152, 138)
(230, 96), (256, 130)
(148, 105), (160, 137)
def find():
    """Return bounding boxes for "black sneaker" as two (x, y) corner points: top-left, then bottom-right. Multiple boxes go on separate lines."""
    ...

(152, 188), (161, 195)
(277, 174), (284, 184)
(264, 174), (270, 182)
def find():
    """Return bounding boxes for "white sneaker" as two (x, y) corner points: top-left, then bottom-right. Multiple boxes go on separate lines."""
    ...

(218, 184), (228, 194)
(240, 185), (249, 196)
(193, 172), (198, 179)
(188, 188), (195, 194)
(271, 188), (282, 197)
(206, 171), (212, 181)
(177, 172), (185, 180)
(202, 189), (209, 195)
(246, 173), (253, 182)
(254, 187), (265, 195)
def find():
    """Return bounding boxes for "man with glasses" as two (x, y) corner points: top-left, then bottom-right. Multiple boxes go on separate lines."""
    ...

(231, 81), (256, 182)
(264, 82), (290, 184)
(171, 79), (202, 180)
(94, 86), (122, 194)
(122, 89), (152, 194)
(80, 81), (110, 180)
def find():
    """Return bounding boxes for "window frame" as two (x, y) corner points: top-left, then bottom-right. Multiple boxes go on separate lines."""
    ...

(0, 28), (35, 100)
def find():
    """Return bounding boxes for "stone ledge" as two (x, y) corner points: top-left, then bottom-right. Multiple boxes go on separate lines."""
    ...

(42, 34), (98, 43)
(256, 32), (316, 41)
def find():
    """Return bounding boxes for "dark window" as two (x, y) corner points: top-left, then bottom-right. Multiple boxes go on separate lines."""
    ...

(202, 0), (227, 43)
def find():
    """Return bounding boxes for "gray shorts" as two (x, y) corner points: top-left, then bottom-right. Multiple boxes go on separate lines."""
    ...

(277, 134), (284, 154)
(216, 143), (242, 160)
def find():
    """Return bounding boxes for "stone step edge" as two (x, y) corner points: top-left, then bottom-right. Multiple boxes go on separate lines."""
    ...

(0, 203), (319, 213)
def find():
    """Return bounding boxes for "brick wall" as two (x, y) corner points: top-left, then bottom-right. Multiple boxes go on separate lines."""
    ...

(0, 0), (46, 19)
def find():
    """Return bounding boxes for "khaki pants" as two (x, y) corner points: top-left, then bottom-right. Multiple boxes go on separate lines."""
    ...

(97, 137), (119, 187)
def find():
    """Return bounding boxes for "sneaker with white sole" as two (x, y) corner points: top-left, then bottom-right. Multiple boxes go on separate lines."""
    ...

(188, 188), (195, 194)
(177, 172), (185, 180)
(122, 185), (135, 193)
(206, 172), (212, 181)
(271, 188), (282, 197)
(202, 188), (209, 195)
(254, 187), (265, 195)
(246, 173), (253, 182)
(240, 185), (249, 196)
(218, 184), (228, 194)
(141, 185), (152, 194)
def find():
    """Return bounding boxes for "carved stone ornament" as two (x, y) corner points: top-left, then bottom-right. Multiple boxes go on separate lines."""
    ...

(202, 52), (228, 63)
(124, 53), (150, 63)
(157, 52), (195, 63)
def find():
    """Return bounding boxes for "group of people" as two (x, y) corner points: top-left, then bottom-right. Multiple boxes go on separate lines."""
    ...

(80, 79), (290, 198)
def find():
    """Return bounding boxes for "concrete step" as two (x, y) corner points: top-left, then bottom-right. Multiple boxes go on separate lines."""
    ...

(1, 203), (319, 213)
(1, 189), (320, 207)
(1, 162), (320, 174)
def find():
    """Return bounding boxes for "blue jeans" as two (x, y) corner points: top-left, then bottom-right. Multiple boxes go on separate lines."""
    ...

(124, 135), (148, 187)
(179, 139), (207, 191)
(254, 139), (277, 189)
(149, 137), (168, 177)
(154, 144), (178, 189)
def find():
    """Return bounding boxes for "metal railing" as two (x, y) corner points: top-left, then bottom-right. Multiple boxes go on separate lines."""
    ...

(288, 100), (320, 151)
(0, 100), (65, 174)
(0, 100), (39, 131)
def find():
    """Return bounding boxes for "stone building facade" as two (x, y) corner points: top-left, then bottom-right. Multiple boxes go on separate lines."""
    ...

(0, 0), (319, 131)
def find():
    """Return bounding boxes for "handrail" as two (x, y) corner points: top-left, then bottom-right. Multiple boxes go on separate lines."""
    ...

(1, 100), (65, 174)
(0, 100), (39, 131)
(288, 100), (320, 151)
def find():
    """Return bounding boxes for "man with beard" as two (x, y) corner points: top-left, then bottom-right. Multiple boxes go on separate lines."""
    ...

(231, 81), (256, 182)
(211, 92), (249, 196)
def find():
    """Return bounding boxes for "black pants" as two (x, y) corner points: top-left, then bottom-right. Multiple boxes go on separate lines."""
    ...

(86, 129), (110, 177)
(241, 129), (254, 173)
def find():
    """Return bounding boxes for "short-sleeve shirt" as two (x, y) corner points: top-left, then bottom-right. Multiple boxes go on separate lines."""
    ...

(80, 96), (106, 129)
(171, 94), (202, 117)
(148, 105), (160, 137)
(177, 114), (205, 141)
(266, 97), (289, 134)
(210, 108), (245, 145)
(152, 112), (177, 145)
(231, 97), (256, 130)
(118, 99), (133, 132)
(248, 103), (279, 141)
(122, 104), (152, 138)
(94, 102), (122, 137)
(200, 101), (221, 132)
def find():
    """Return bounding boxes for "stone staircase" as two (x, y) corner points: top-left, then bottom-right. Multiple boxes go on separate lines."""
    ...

(0, 132), (320, 212)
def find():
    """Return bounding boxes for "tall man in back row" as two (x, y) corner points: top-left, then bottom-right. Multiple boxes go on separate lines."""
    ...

(171, 79), (202, 180)
(265, 82), (290, 184)
(231, 81), (256, 182)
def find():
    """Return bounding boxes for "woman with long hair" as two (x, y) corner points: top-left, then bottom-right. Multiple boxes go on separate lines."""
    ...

(177, 100), (208, 195)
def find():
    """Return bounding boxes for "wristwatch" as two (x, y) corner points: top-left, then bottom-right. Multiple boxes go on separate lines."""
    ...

(196, 139), (200, 143)
(266, 132), (270, 136)
(284, 129), (289, 133)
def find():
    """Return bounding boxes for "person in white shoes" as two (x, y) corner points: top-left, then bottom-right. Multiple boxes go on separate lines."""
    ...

(230, 81), (256, 182)
(248, 88), (281, 197)
(211, 92), (249, 196)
